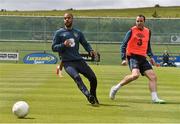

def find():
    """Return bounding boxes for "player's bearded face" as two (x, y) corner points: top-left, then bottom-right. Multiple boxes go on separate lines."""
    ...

(136, 17), (144, 30)
(64, 14), (73, 28)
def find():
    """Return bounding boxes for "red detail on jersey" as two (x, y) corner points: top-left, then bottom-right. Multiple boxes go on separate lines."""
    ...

(126, 26), (150, 57)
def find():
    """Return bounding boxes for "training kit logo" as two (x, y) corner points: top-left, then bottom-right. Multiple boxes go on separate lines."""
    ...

(136, 33), (145, 46)
(73, 32), (78, 38)
(23, 53), (57, 64)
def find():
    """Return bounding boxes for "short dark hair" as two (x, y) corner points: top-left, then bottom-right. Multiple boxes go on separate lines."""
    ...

(64, 13), (73, 18)
(137, 14), (145, 22)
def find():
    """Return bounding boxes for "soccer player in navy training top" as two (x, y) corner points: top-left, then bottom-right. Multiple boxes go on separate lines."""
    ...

(109, 15), (165, 104)
(52, 13), (99, 105)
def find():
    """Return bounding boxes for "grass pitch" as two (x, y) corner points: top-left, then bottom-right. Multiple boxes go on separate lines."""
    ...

(0, 64), (180, 123)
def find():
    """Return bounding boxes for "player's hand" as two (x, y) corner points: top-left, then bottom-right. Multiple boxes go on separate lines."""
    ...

(89, 51), (96, 57)
(64, 40), (71, 47)
(149, 57), (156, 66)
(121, 60), (127, 66)
(90, 51), (100, 62)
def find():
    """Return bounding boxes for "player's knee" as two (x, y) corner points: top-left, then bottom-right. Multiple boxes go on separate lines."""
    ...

(131, 74), (140, 80)
(150, 74), (157, 81)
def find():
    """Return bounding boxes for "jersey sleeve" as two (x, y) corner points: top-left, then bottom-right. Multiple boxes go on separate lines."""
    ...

(146, 30), (154, 58)
(121, 30), (132, 60)
(52, 30), (66, 53)
(79, 31), (93, 52)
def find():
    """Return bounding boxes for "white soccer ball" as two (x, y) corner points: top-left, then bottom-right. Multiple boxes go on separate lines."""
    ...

(12, 101), (29, 118)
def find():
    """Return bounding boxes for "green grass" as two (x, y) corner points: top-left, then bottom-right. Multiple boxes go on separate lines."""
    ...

(0, 6), (180, 18)
(0, 64), (180, 123)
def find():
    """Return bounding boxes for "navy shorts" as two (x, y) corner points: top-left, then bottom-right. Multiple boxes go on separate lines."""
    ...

(127, 54), (152, 76)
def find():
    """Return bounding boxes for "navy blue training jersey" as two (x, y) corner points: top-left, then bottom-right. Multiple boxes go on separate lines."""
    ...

(52, 27), (93, 62)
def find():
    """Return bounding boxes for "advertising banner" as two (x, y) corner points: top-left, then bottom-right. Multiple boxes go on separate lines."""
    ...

(0, 52), (19, 61)
(23, 53), (57, 64)
(153, 55), (180, 63)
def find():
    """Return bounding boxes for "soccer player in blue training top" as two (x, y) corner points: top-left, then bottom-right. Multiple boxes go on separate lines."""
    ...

(109, 15), (166, 104)
(52, 13), (99, 105)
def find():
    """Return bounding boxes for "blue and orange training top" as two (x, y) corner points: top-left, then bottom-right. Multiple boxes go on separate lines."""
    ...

(121, 26), (154, 60)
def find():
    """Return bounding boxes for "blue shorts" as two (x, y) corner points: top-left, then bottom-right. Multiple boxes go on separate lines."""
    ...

(127, 54), (152, 76)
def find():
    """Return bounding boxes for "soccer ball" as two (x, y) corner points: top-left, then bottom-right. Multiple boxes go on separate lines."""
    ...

(12, 101), (29, 118)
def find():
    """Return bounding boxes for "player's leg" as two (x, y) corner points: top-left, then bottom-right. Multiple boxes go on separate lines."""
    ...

(63, 62), (95, 104)
(109, 56), (140, 100)
(144, 69), (166, 104)
(109, 68), (140, 100)
(78, 60), (99, 104)
(56, 65), (60, 75)
(59, 62), (63, 77)
(64, 65), (90, 97)
(56, 62), (63, 77)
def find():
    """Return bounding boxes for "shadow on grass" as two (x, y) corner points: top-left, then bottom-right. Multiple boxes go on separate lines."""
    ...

(18, 117), (36, 119)
(100, 103), (129, 107)
(160, 101), (180, 104)
(125, 100), (150, 104)
(87, 103), (129, 107)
